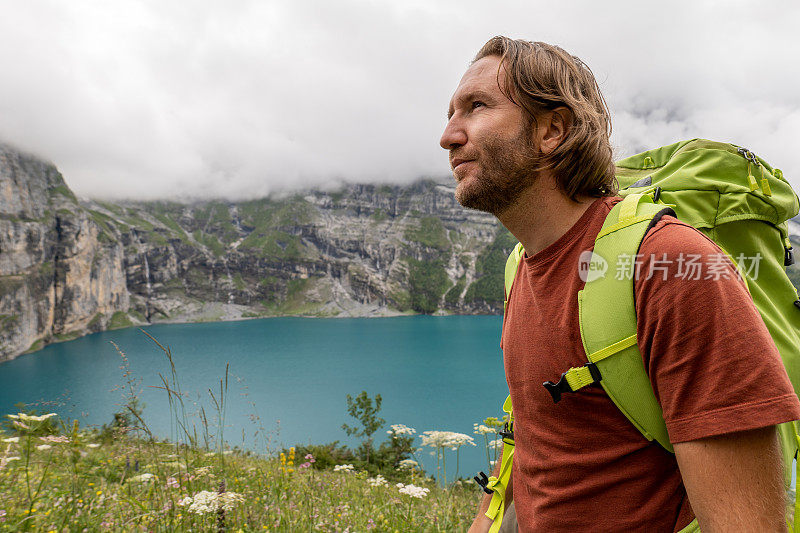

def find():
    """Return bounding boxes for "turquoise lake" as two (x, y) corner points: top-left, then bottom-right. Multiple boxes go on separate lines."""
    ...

(0, 316), (508, 479)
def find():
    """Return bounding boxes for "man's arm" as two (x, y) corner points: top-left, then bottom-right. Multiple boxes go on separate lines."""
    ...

(468, 448), (513, 533)
(674, 425), (786, 532)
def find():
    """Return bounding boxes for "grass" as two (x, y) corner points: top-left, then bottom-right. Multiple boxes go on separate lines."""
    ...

(0, 428), (478, 532)
(109, 312), (135, 330)
(0, 335), (491, 532)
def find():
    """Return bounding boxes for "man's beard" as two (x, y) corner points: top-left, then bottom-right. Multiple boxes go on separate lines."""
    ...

(454, 128), (539, 216)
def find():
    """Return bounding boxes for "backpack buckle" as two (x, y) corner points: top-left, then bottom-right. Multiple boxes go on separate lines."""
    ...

(543, 362), (602, 403)
(652, 186), (663, 203)
(785, 247), (794, 267)
(473, 471), (494, 495)
(543, 372), (572, 403)
(499, 421), (514, 444)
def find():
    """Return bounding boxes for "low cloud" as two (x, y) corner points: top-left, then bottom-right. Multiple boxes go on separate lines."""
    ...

(0, 0), (798, 200)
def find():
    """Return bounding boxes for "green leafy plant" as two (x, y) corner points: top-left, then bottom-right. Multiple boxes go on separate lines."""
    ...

(341, 391), (385, 464)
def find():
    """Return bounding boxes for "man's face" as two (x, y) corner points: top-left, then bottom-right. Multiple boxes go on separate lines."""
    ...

(440, 55), (540, 216)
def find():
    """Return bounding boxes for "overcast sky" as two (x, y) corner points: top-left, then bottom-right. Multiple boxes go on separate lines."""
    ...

(0, 0), (798, 200)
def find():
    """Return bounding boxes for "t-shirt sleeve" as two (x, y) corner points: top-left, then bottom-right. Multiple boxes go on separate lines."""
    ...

(634, 217), (800, 444)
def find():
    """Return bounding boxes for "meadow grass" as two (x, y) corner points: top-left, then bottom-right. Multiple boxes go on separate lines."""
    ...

(0, 425), (479, 531)
(0, 332), (495, 532)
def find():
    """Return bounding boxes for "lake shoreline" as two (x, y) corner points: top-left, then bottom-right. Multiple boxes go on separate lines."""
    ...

(14, 301), (500, 362)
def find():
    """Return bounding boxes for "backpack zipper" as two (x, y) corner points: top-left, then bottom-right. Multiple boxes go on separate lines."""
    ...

(737, 147), (793, 265)
(737, 147), (772, 196)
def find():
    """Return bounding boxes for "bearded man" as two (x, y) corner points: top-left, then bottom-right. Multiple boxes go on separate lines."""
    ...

(440, 36), (800, 532)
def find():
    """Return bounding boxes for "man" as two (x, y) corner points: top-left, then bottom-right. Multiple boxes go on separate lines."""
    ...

(440, 36), (800, 532)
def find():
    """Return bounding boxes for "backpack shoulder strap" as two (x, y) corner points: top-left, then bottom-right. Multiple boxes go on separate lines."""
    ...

(504, 242), (525, 314)
(579, 193), (676, 451)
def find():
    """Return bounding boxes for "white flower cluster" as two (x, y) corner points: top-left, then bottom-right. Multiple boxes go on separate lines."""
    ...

(396, 483), (430, 499)
(388, 424), (416, 436)
(178, 490), (244, 515)
(420, 431), (476, 450)
(490, 438), (504, 450)
(36, 444), (52, 451)
(40, 435), (69, 443)
(0, 456), (21, 469)
(194, 466), (213, 476)
(2, 437), (19, 444)
(333, 464), (354, 473)
(398, 459), (419, 470)
(366, 474), (388, 487)
(7, 413), (57, 423)
(128, 473), (156, 483)
(473, 423), (495, 435)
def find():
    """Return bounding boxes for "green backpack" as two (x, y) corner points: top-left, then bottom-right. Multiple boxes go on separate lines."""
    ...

(482, 139), (800, 533)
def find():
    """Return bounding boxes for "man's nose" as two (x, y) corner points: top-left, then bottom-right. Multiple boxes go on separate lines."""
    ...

(440, 118), (467, 150)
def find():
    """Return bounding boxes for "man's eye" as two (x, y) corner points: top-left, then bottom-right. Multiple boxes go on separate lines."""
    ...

(472, 101), (485, 110)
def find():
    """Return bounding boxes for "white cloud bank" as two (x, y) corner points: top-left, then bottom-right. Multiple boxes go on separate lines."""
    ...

(0, 0), (798, 200)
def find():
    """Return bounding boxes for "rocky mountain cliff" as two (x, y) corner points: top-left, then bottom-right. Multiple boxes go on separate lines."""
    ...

(0, 145), (513, 362)
(4, 144), (799, 364)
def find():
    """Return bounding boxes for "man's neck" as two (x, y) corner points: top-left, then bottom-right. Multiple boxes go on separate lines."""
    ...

(497, 174), (597, 257)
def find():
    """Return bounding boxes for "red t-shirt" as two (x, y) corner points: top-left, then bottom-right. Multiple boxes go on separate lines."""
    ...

(502, 196), (800, 532)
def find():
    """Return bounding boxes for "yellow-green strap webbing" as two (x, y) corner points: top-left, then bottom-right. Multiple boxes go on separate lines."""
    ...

(559, 334), (639, 393)
(485, 443), (514, 533)
(795, 432), (800, 533)
(485, 395), (515, 533)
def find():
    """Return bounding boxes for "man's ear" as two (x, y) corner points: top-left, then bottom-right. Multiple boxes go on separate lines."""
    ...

(539, 106), (572, 155)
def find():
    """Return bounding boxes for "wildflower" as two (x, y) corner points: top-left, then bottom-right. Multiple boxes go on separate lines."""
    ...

(473, 423), (494, 435)
(0, 509), (5, 522)
(0, 449), (19, 469)
(299, 462), (312, 469)
(86, 443), (100, 449)
(333, 464), (354, 473)
(420, 431), (476, 450)
(305, 453), (316, 463)
(178, 490), (244, 514)
(483, 416), (503, 428)
(388, 424), (417, 436)
(2, 437), (19, 443)
(194, 466), (213, 476)
(7, 413), (57, 423)
(40, 435), (69, 443)
(367, 474), (388, 487)
(128, 473), (155, 483)
(36, 444), (52, 451)
(96, 490), (103, 496)
(398, 459), (419, 470)
(396, 483), (430, 499)
(166, 476), (179, 488)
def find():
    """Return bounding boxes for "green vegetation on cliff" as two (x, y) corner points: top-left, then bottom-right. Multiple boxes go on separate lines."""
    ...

(406, 258), (449, 314)
(404, 217), (450, 251)
(465, 228), (517, 307)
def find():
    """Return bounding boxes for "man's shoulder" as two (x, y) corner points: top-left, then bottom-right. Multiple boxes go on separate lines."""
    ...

(639, 214), (722, 257)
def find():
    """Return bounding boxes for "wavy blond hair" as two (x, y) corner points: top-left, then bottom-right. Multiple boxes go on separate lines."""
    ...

(474, 36), (617, 200)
